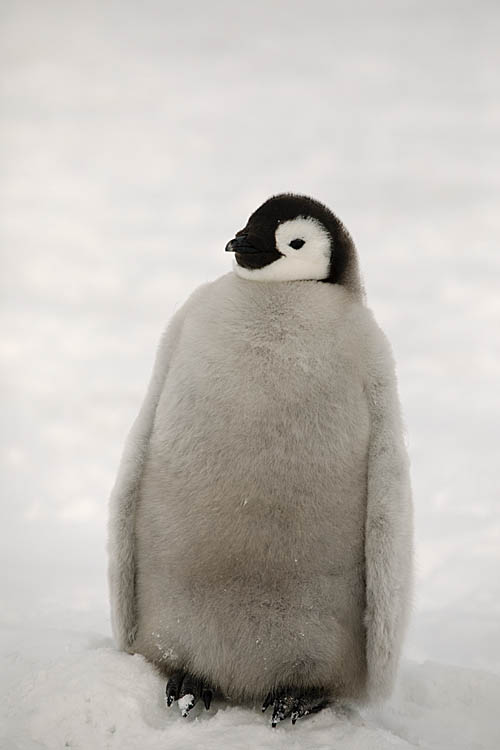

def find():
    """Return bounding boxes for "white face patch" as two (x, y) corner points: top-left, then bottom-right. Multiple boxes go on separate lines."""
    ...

(233, 216), (331, 282)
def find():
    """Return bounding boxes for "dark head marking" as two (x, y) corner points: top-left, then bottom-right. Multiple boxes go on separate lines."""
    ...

(225, 193), (358, 289)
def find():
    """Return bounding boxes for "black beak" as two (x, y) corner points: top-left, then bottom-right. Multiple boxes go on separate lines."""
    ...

(225, 234), (261, 254)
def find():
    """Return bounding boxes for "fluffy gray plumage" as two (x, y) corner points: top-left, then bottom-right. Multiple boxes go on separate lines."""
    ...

(108, 196), (413, 707)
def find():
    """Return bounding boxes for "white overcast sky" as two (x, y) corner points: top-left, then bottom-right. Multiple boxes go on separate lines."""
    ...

(1, 0), (499, 673)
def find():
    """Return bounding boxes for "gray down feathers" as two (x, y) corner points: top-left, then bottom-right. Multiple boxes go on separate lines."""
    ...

(108, 270), (413, 704)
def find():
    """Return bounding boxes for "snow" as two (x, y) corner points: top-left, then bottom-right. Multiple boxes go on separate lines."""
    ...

(1, 0), (500, 748)
(177, 694), (196, 717)
(2, 622), (500, 749)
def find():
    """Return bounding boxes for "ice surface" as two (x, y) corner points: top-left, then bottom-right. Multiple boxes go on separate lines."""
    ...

(2, 623), (500, 750)
(1, 0), (499, 747)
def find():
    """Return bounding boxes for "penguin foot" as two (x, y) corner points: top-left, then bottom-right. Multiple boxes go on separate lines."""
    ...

(262, 688), (329, 727)
(165, 671), (214, 717)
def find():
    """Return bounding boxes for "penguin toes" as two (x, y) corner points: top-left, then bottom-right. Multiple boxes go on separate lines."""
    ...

(165, 670), (214, 717)
(262, 688), (329, 727)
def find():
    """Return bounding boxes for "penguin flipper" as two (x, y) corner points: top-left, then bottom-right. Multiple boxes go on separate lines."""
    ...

(107, 307), (187, 651)
(364, 330), (414, 701)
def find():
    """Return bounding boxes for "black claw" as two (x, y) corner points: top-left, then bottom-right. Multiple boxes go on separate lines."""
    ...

(180, 694), (196, 717)
(202, 689), (213, 710)
(271, 703), (280, 727)
(180, 674), (199, 698)
(290, 699), (301, 725)
(262, 691), (273, 712)
(292, 698), (329, 724)
(178, 675), (200, 716)
(165, 671), (184, 707)
(271, 702), (283, 727)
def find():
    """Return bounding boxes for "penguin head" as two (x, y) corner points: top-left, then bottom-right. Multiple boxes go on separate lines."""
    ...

(225, 193), (359, 291)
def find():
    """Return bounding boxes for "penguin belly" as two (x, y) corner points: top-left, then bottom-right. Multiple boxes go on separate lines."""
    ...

(132, 276), (370, 702)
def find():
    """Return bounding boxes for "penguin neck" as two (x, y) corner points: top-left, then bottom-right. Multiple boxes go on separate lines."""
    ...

(230, 271), (363, 308)
(228, 273), (358, 331)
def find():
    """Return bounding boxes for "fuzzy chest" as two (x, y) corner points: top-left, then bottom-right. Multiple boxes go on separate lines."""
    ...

(156, 280), (370, 472)
(139, 280), (370, 589)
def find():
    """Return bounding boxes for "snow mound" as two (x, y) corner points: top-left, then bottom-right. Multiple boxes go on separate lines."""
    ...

(2, 626), (499, 750)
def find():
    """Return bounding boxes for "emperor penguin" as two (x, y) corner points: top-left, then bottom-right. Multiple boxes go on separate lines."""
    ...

(108, 193), (413, 726)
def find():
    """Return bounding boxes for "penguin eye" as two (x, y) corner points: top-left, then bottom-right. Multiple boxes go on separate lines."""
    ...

(289, 238), (305, 249)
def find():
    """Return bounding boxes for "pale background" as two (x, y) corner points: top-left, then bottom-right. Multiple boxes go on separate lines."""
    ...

(1, 1), (499, 748)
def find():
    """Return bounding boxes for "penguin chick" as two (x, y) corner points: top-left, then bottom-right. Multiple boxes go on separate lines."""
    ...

(108, 193), (413, 726)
